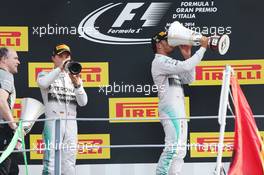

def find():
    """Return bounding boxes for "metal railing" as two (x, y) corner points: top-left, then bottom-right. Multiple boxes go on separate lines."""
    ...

(1, 115), (264, 175)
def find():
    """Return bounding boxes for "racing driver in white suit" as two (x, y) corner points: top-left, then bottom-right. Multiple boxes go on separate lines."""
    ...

(37, 44), (88, 175)
(151, 31), (208, 175)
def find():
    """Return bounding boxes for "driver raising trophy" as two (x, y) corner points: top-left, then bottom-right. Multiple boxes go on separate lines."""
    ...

(167, 21), (230, 55)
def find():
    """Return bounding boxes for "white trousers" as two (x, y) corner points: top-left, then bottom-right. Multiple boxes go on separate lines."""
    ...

(156, 96), (188, 175)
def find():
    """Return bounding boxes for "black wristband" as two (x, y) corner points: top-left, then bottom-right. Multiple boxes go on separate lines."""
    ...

(17, 138), (22, 143)
(74, 84), (81, 89)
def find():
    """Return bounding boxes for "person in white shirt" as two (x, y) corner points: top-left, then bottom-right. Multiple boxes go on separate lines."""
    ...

(37, 44), (88, 175)
(151, 31), (208, 175)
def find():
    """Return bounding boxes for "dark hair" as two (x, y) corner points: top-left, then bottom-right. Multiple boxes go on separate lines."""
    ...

(151, 31), (168, 53)
(0, 47), (9, 60)
(151, 39), (158, 53)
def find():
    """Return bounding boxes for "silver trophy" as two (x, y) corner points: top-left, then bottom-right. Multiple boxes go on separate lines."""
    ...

(20, 98), (45, 134)
(167, 21), (230, 55)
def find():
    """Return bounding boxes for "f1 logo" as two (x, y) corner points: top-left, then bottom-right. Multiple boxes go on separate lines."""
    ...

(112, 2), (171, 27)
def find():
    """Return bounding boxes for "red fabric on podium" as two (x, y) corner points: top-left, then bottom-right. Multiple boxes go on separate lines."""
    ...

(228, 76), (264, 175)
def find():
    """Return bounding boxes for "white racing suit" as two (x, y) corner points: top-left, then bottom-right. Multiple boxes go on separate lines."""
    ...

(37, 68), (88, 175)
(151, 47), (206, 175)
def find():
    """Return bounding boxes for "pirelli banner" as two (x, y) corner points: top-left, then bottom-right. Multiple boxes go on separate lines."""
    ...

(28, 62), (109, 87)
(191, 60), (264, 86)
(12, 98), (22, 122)
(190, 132), (264, 158)
(0, 27), (28, 51)
(1, 0), (264, 165)
(109, 97), (190, 122)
